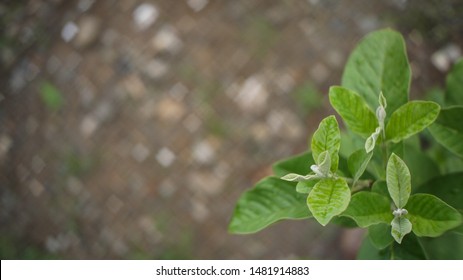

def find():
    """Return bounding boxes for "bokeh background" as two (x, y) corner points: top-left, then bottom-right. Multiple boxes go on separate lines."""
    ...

(1, 0), (462, 259)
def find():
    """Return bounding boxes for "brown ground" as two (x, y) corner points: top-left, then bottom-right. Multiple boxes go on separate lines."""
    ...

(1, 0), (462, 259)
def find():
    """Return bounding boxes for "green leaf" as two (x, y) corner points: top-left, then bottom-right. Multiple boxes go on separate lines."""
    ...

(391, 216), (412, 244)
(368, 223), (394, 249)
(348, 149), (374, 185)
(272, 151), (313, 177)
(428, 106), (463, 158)
(357, 237), (384, 259)
(281, 173), (318, 182)
(420, 231), (463, 259)
(342, 192), (393, 227)
(331, 216), (358, 228)
(406, 194), (462, 237)
(415, 173), (463, 211)
(342, 29), (410, 120)
(386, 101), (440, 143)
(453, 224), (463, 236)
(315, 151), (331, 176)
(311, 116), (341, 172)
(296, 180), (318, 194)
(403, 144), (440, 188)
(40, 82), (64, 111)
(364, 127), (381, 153)
(358, 234), (426, 260)
(228, 177), (311, 234)
(371, 180), (390, 199)
(378, 91), (387, 108)
(446, 59), (463, 106)
(339, 131), (365, 159)
(386, 153), (411, 208)
(329, 86), (377, 137)
(307, 178), (350, 226)
(389, 141), (404, 159)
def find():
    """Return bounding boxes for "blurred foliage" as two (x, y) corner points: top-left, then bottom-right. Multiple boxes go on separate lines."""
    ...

(292, 82), (323, 117)
(244, 16), (279, 58)
(40, 82), (64, 111)
(0, 235), (58, 260)
(390, 0), (463, 44)
(63, 151), (98, 177)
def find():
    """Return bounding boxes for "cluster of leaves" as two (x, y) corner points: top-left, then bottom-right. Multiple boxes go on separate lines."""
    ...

(228, 29), (463, 259)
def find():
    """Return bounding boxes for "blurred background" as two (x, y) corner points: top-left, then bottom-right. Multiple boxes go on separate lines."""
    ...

(1, 0), (462, 259)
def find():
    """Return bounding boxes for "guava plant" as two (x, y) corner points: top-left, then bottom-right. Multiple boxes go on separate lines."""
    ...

(228, 29), (463, 259)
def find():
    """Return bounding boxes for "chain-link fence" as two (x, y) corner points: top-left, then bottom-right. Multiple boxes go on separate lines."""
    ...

(1, 0), (462, 259)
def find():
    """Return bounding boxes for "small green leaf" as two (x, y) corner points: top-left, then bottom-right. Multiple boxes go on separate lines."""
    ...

(391, 216), (412, 244)
(446, 59), (463, 106)
(341, 29), (410, 120)
(368, 223), (394, 249)
(281, 173), (318, 182)
(348, 149), (374, 185)
(428, 106), (463, 158)
(228, 177), (312, 234)
(296, 180), (318, 194)
(406, 194), (462, 237)
(379, 91), (387, 109)
(364, 127), (381, 153)
(329, 86), (377, 137)
(415, 173), (463, 211)
(272, 151), (313, 177)
(40, 82), (64, 111)
(342, 192), (393, 227)
(311, 116), (341, 172)
(307, 178), (350, 226)
(386, 153), (411, 208)
(315, 151), (331, 176)
(386, 101), (440, 143)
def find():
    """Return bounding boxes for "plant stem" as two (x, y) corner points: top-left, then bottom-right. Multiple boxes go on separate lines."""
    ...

(381, 136), (389, 170)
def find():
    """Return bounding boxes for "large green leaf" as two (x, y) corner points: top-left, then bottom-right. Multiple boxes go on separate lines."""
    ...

(311, 116), (341, 172)
(406, 194), (462, 237)
(420, 231), (463, 259)
(428, 106), (463, 158)
(368, 223), (393, 249)
(341, 192), (393, 227)
(272, 151), (313, 177)
(404, 144), (440, 188)
(386, 101), (440, 143)
(386, 153), (411, 208)
(342, 29), (410, 119)
(446, 59), (463, 106)
(391, 216), (412, 244)
(348, 149), (373, 185)
(415, 173), (463, 211)
(358, 234), (426, 260)
(329, 86), (377, 137)
(228, 177), (311, 234)
(307, 178), (350, 226)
